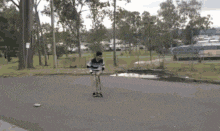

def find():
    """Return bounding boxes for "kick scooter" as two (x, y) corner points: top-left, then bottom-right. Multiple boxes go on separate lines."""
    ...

(92, 70), (103, 97)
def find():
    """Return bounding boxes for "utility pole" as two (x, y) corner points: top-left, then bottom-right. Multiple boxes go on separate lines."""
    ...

(113, 0), (116, 67)
(51, 0), (57, 68)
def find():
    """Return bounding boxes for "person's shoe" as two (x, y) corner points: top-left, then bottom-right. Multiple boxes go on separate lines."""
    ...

(97, 92), (103, 97)
(93, 92), (100, 97)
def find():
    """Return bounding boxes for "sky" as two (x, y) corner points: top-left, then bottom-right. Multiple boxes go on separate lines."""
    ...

(6, 0), (220, 31)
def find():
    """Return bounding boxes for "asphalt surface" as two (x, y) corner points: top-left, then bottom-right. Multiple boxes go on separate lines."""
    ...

(1, 75), (220, 131)
(74, 75), (220, 98)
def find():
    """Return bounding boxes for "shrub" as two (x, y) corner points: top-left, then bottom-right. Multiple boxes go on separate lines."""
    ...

(88, 43), (104, 53)
(56, 46), (67, 59)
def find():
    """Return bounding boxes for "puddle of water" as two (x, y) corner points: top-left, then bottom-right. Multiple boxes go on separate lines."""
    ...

(110, 73), (159, 79)
(134, 61), (149, 64)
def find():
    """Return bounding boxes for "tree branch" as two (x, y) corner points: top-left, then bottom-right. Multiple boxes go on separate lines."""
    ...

(10, 0), (19, 8)
(37, 0), (41, 7)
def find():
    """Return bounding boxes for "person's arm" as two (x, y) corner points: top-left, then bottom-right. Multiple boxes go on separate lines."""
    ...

(87, 60), (92, 68)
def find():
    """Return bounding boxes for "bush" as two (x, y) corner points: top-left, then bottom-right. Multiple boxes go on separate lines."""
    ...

(88, 43), (104, 53)
(56, 46), (67, 59)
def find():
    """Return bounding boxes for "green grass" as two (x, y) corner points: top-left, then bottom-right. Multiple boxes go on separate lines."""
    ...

(1, 50), (220, 82)
(162, 60), (220, 81)
(0, 50), (159, 76)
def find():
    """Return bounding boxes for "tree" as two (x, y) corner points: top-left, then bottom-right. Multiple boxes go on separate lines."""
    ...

(87, 25), (108, 53)
(42, 0), (109, 58)
(6, 0), (35, 69)
(86, 0), (109, 53)
(176, 0), (213, 44)
(56, 45), (66, 59)
(0, 4), (20, 62)
(33, 0), (48, 66)
(140, 11), (158, 64)
(158, 0), (180, 30)
(111, 8), (141, 55)
(157, 0), (180, 51)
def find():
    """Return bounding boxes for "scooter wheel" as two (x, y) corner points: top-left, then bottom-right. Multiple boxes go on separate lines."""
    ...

(93, 92), (96, 97)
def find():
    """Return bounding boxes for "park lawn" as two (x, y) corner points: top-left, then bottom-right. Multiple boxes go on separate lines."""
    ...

(0, 50), (159, 77)
(1, 50), (220, 82)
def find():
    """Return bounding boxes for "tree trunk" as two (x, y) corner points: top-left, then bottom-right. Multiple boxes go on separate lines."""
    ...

(18, 0), (26, 70)
(136, 44), (138, 55)
(26, 0), (34, 68)
(77, 13), (81, 58)
(37, 25), (42, 66)
(145, 44), (147, 54)
(20, 0), (34, 69)
(34, 4), (48, 66)
(62, 24), (68, 58)
(129, 42), (131, 55)
(27, 43), (34, 68)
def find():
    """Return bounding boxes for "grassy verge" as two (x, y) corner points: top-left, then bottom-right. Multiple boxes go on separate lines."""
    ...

(163, 60), (220, 81)
(1, 50), (220, 82)
(0, 50), (158, 77)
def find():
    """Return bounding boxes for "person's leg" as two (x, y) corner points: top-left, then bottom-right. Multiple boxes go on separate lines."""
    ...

(95, 74), (100, 93)
(90, 71), (96, 91)
(98, 75), (102, 93)
(97, 71), (102, 93)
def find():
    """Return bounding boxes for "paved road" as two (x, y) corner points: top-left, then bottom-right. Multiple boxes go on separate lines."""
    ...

(0, 75), (220, 131)
(74, 75), (220, 98)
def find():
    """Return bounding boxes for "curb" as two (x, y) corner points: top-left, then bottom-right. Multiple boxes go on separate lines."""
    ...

(40, 71), (220, 85)
(33, 72), (115, 76)
(121, 69), (220, 85)
(182, 78), (220, 85)
(1, 69), (220, 85)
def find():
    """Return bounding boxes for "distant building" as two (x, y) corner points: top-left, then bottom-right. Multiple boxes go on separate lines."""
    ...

(81, 42), (90, 46)
(56, 42), (64, 46)
(110, 39), (123, 45)
(200, 28), (220, 36)
(100, 41), (110, 46)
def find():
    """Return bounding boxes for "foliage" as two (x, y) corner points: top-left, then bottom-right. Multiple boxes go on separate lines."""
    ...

(158, 0), (180, 30)
(155, 0), (213, 48)
(111, 8), (141, 49)
(0, 4), (20, 62)
(177, 0), (213, 45)
(88, 42), (104, 53)
(83, 0), (110, 53)
(87, 24), (108, 44)
(56, 45), (67, 59)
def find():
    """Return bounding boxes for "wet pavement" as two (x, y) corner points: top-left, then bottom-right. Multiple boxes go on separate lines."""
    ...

(73, 75), (220, 98)
(1, 57), (220, 130)
(1, 75), (220, 130)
